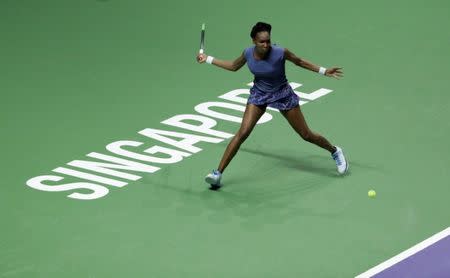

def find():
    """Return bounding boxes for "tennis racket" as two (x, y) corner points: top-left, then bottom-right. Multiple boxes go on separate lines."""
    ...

(199, 23), (205, 54)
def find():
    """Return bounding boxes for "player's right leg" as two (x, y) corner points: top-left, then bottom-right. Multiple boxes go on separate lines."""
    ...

(205, 104), (267, 187)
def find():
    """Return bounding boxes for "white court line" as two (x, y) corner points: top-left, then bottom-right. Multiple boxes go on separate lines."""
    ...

(355, 227), (450, 278)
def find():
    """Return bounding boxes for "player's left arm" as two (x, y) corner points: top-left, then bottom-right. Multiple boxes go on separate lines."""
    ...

(284, 48), (343, 79)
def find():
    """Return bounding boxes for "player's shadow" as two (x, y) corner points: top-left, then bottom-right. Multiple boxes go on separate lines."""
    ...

(238, 147), (338, 177)
(197, 180), (345, 231)
(237, 146), (383, 175)
(140, 166), (344, 230)
(139, 146), (384, 229)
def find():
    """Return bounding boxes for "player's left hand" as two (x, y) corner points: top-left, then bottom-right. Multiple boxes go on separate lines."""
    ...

(326, 67), (344, 79)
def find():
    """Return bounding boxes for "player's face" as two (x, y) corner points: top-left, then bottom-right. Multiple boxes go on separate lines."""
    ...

(253, 31), (271, 54)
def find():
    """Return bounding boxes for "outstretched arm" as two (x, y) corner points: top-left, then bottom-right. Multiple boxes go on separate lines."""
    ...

(197, 52), (246, 72)
(284, 48), (343, 79)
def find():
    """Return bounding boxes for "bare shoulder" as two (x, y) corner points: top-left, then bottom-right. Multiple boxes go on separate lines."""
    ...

(284, 48), (296, 60)
(232, 50), (247, 71)
(236, 50), (246, 62)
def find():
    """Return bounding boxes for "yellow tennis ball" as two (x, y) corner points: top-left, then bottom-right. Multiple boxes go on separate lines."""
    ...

(368, 190), (376, 198)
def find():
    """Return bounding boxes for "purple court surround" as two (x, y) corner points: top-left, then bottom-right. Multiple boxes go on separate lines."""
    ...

(356, 227), (450, 278)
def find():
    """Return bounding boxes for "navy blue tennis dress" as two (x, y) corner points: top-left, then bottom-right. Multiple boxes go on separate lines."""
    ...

(244, 45), (300, 110)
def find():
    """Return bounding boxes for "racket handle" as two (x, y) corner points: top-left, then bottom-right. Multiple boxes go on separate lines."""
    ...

(199, 49), (204, 54)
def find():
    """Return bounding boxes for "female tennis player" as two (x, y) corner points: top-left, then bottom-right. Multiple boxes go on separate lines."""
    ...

(197, 22), (348, 187)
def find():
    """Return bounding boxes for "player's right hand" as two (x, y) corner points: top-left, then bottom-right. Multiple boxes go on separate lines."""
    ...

(197, 53), (207, 63)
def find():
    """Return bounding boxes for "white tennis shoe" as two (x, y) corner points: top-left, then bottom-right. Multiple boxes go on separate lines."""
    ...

(205, 170), (222, 187)
(332, 146), (349, 174)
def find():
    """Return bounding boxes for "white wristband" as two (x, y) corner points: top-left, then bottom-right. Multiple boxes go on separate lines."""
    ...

(319, 67), (327, 75)
(206, 56), (214, 64)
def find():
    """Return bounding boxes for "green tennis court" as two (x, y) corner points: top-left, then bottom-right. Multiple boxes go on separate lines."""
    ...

(2, 1), (450, 277)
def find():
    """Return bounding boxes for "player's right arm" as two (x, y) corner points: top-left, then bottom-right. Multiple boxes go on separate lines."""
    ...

(197, 52), (246, 72)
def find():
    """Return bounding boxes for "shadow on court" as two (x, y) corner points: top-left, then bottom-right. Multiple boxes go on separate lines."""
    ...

(139, 166), (346, 230)
(240, 147), (337, 177)
(135, 144), (385, 231)
(239, 146), (383, 174)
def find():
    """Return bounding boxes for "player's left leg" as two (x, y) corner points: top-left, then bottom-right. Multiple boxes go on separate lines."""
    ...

(280, 105), (348, 174)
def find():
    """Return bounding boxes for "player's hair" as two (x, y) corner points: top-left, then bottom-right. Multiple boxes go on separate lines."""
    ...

(250, 22), (272, 38)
